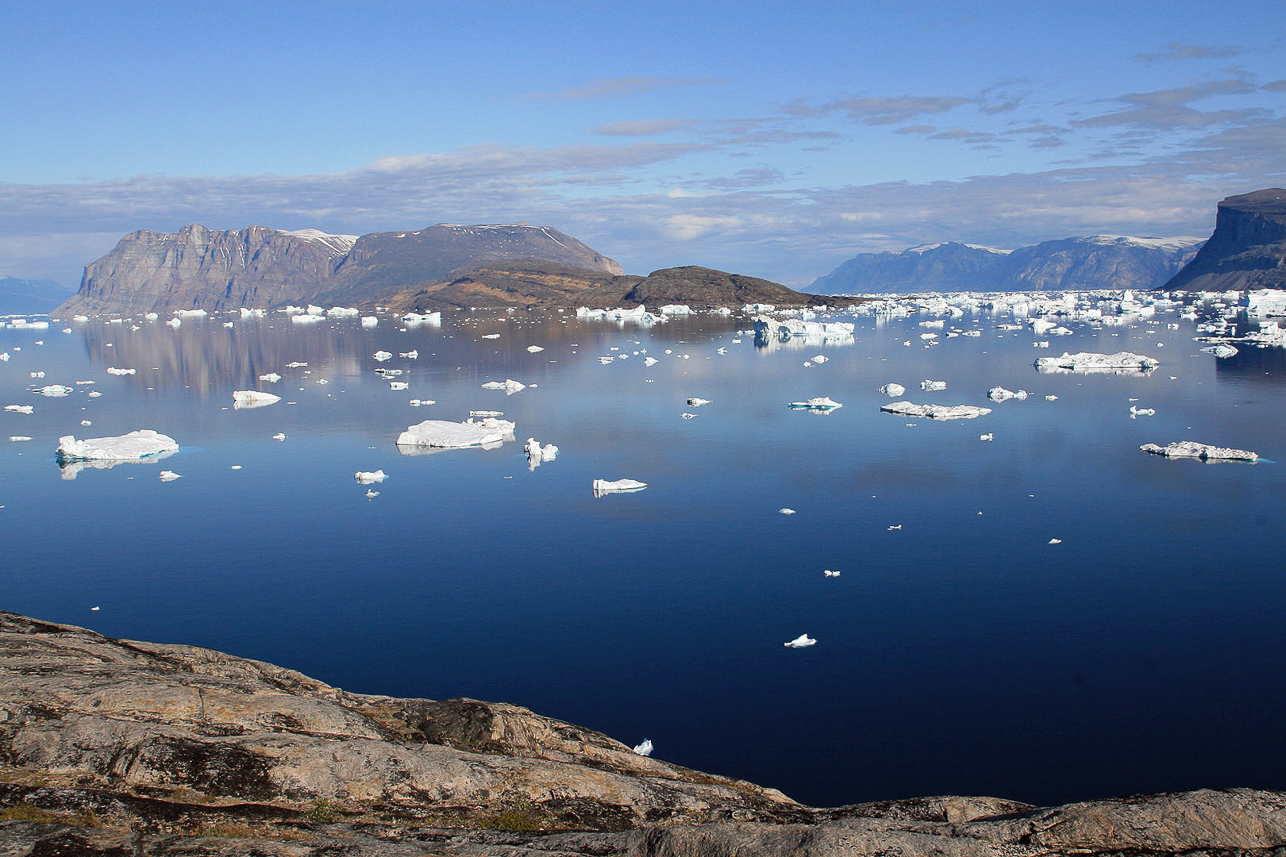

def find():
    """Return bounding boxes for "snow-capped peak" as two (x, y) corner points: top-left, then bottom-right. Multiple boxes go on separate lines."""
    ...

(283, 229), (359, 256)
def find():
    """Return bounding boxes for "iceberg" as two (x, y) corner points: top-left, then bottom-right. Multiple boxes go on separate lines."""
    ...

(880, 383), (905, 397)
(106, 367), (136, 376)
(880, 402), (992, 421)
(373, 351), (393, 362)
(1034, 351), (1159, 374)
(399, 350), (418, 359)
(481, 379), (526, 394)
(258, 372), (282, 383)
(920, 380), (946, 391)
(686, 397), (712, 406)
(232, 390), (281, 409)
(592, 478), (647, 496)
(788, 397), (842, 411)
(987, 387), (1028, 402)
(396, 417), (515, 450)
(524, 437), (558, 469)
(158, 470), (181, 481)
(36, 385), (72, 397)
(401, 311), (441, 325)
(1140, 441), (1259, 462)
(784, 634), (817, 648)
(56, 429), (178, 462)
(632, 739), (654, 756)
(1200, 344), (1238, 358)
(354, 470), (387, 484)
(526, 345), (544, 353)
(4, 404), (34, 414)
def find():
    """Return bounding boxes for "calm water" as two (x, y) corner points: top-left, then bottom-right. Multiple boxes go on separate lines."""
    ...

(2, 300), (1284, 809)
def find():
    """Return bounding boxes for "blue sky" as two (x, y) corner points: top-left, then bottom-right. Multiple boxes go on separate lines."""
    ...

(2, 0), (1284, 287)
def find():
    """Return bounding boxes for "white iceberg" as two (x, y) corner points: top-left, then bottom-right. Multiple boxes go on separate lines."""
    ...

(526, 345), (544, 353)
(106, 367), (136, 376)
(4, 404), (34, 414)
(232, 390), (281, 409)
(1200, 344), (1238, 358)
(880, 383), (905, 397)
(880, 402), (992, 421)
(1035, 351), (1159, 373)
(158, 470), (181, 481)
(373, 351), (393, 362)
(399, 350), (418, 359)
(354, 470), (387, 484)
(1140, 441), (1259, 462)
(1129, 405), (1156, 417)
(259, 372), (282, 383)
(389, 381), (409, 391)
(481, 379), (526, 394)
(36, 385), (72, 397)
(56, 429), (178, 462)
(592, 478), (647, 496)
(396, 417), (515, 450)
(633, 739), (654, 756)
(788, 397), (842, 411)
(524, 437), (559, 469)
(686, 397), (712, 406)
(920, 380), (946, 392)
(784, 634), (817, 648)
(9, 436), (33, 442)
(987, 387), (1028, 402)
(402, 311), (441, 325)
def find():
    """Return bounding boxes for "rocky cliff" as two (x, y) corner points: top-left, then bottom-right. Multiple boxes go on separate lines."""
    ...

(58, 225), (357, 316)
(1165, 188), (1286, 291)
(56, 223), (624, 316)
(3, 611), (1285, 856)
(808, 236), (1203, 295)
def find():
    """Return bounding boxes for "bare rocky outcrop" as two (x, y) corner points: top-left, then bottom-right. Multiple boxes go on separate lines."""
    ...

(3, 611), (1285, 856)
(1166, 188), (1286, 292)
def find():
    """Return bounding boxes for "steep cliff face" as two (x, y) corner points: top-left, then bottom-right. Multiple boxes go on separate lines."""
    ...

(1165, 188), (1286, 291)
(58, 225), (356, 315)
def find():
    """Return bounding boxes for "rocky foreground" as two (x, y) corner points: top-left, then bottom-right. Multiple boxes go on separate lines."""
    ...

(2, 612), (1284, 856)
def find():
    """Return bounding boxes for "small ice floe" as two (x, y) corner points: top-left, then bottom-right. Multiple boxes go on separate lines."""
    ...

(788, 397), (842, 411)
(272, 433), (286, 441)
(365, 489), (379, 499)
(1129, 405), (1155, 418)
(880, 383), (905, 397)
(470, 410), (504, 418)
(779, 508), (796, 515)
(481, 333), (501, 340)
(232, 390), (281, 409)
(80, 419), (92, 427)
(644, 356), (659, 366)
(408, 399), (435, 407)
(259, 372), (282, 383)
(1140, 441), (1259, 462)
(1034, 351), (1159, 374)
(402, 312), (441, 325)
(598, 355), (615, 365)
(397, 417), (515, 450)
(1200, 344), (1238, 358)
(36, 385), (72, 397)
(361, 316), (378, 328)
(880, 402), (991, 420)
(1045, 395), (1058, 401)
(481, 379), (526, 394)
(106, 367), (136, 376)
(158, 470), (181, 481)
(784, 634), (816, 648)
(592, 478), (647, 496)
(526, 345), (544, 353)
(920, 380), (946, 392)
(399, 350), (418, 359)
(681, 413), (698, 419)
(56, 429), (178, 462)
(231, 465), (243, 470)
(524, 437), (558, 469)
(633, 739), (654, 756)
(286, 361), (308, 368)
(980, 433), (994, 442)
(987, 387), (1028, 402)
(687, 397), (712, 406)
(823, 569), (841, 577)
(87, 390), (102, 398)
(9, 436), (33, 442)
(91, 606), (100, 611)
(166, 317), (182, 328)
(389, 381), (409, 391)
(887, 524), (902, 531)
(812, 354), (828, 364)
(1049, 538), (1062, 544)
(373, 351), (393, 362)
(354, 470), (387, 484)
(30, 371), (45, 378)
(5, 405), (34, 414)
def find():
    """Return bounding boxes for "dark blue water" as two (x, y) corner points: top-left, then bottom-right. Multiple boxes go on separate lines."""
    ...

(2, 302), (1284, 809)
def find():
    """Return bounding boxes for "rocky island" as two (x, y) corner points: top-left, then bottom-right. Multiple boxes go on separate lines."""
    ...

(3, 611), (1284, 856)
(1164, 188), (1286, 292)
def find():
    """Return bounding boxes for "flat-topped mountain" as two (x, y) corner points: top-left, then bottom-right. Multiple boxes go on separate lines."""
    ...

(1165, 188), (1286, 291)
(4, 611), (1286, 856)
(808, 235), (1203, 295)
(56, 223), (624, 315)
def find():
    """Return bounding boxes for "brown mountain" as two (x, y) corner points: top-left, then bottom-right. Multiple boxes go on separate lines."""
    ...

(1165, 188), (1286, 291)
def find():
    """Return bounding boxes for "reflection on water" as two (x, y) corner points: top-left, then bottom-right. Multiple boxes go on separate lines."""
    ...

(56, 448), (176, 480)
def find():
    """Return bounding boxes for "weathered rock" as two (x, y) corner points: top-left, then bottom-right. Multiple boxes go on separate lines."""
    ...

(3, 611), (1286, 856)
(1166, 188), (1286, 292)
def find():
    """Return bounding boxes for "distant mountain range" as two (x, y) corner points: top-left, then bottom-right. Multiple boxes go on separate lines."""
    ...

(806, 235), (1205, 294)
(0, 276), (74, 315)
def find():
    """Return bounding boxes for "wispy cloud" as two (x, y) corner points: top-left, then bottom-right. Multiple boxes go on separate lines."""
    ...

(1133, 41), (1246, 64)
(594, 119), (693, 137)
(785, 96), (968, 125)
(521, 77), (722, 102)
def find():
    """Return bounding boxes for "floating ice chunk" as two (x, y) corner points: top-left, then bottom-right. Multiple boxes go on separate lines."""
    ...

(365, 489), (379, 499)
(784, 634), (816, 648)
(524, 437), (559, 469)
(811, 354), (828, 363)
(920, 380), (946, 392)
(779, 508), (796, 515)
(1129, 406), (1155, 417)
(158, 470), (181, 481)
(481, 379), (526, 394)
(1045, 395), (1058, 401)
(29, 371), (45, 378)
(360, 316), (378, 327)
(880, 401), (992, 420)
(272, 433), (286, 441)
(290, 313), (323, 324)
(399, 350), (418, 359)
(644, 356), (659, 366)
(259, 372), (282, 383)
(240, 307), (265, 319)
(177, 309), (207, 318)
(592, 478), (647, 496)
(4, 405), (34, 414)
(354, 470), (387, 484)
(660, 304), (692, 315)
(36, 385), (72, 397)
(390, 381), (409, 390)
(56, 429), (178, 462)
(788, 397), (842, 411)
(470, 410), (504, 417)
(286, 361), (308, 368)
(1034, 351), (1159, 374)
(106, 367), (136, 376)
(481, 333), (501, 340)
(9, 436), (32, 442)
(1200, 344), (1238, 358)
(373, 351), (393, 362)
(408, 399), (436, 407)
(1049, 538), (1062, 545)
(526, 345), (544, 353)
(402, 312), (441, 325)
(598, 355), (615, 365)
(80, 419), (92, 426)
(823, 569), (841, 577)
(166, 317), (182, 328)
(1140, 441), (1259, 462)
(987, 387), (1028, 402)
(980, 433), (994, 441)
(232, 390), (281, 409)
(687, 397), (712, 406)
(887, 524), (902, 531)
(397, 417), (515, 450)
(880, 383), (905, 397)
(681, 412), (697, 419)
(633, 739), (654, 756)
(0, 352), (7, 361)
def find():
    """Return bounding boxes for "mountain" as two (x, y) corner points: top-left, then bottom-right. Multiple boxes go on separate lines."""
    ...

(618, 265), (830, 307)
(56, 223), (623, 315)
(0, 275), (74, 314)
(1164, 188), (1286, 292)
(808, 236), (1204, 294)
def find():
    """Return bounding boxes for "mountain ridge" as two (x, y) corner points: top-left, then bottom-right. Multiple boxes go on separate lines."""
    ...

(1164, 188), (1286, 292)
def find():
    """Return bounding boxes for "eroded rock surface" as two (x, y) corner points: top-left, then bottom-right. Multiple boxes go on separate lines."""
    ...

(2, 611), (1285, 856)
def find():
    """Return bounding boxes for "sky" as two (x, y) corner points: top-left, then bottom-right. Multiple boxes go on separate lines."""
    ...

(2, 0), (1284, 288)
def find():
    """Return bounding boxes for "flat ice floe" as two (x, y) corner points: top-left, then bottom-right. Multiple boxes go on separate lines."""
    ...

(232, 390), (281, 409)
(592, 478), (647, 496)
(1034, 351), (1159, 373)
(788, 397), (843, 411)
(354, 470), (387, 484)
(396, 417), (515, 450)
(987, 386), (1028, 402)
(1140, 441), (1259, 462)
(880, 383), (905, 397)
(481, 379), (526, 394)
(784, 634), (817, 648)
(56, 429), (178, 462)
(880, 401), (992, 420)
(1200, 344), (1238, 358)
